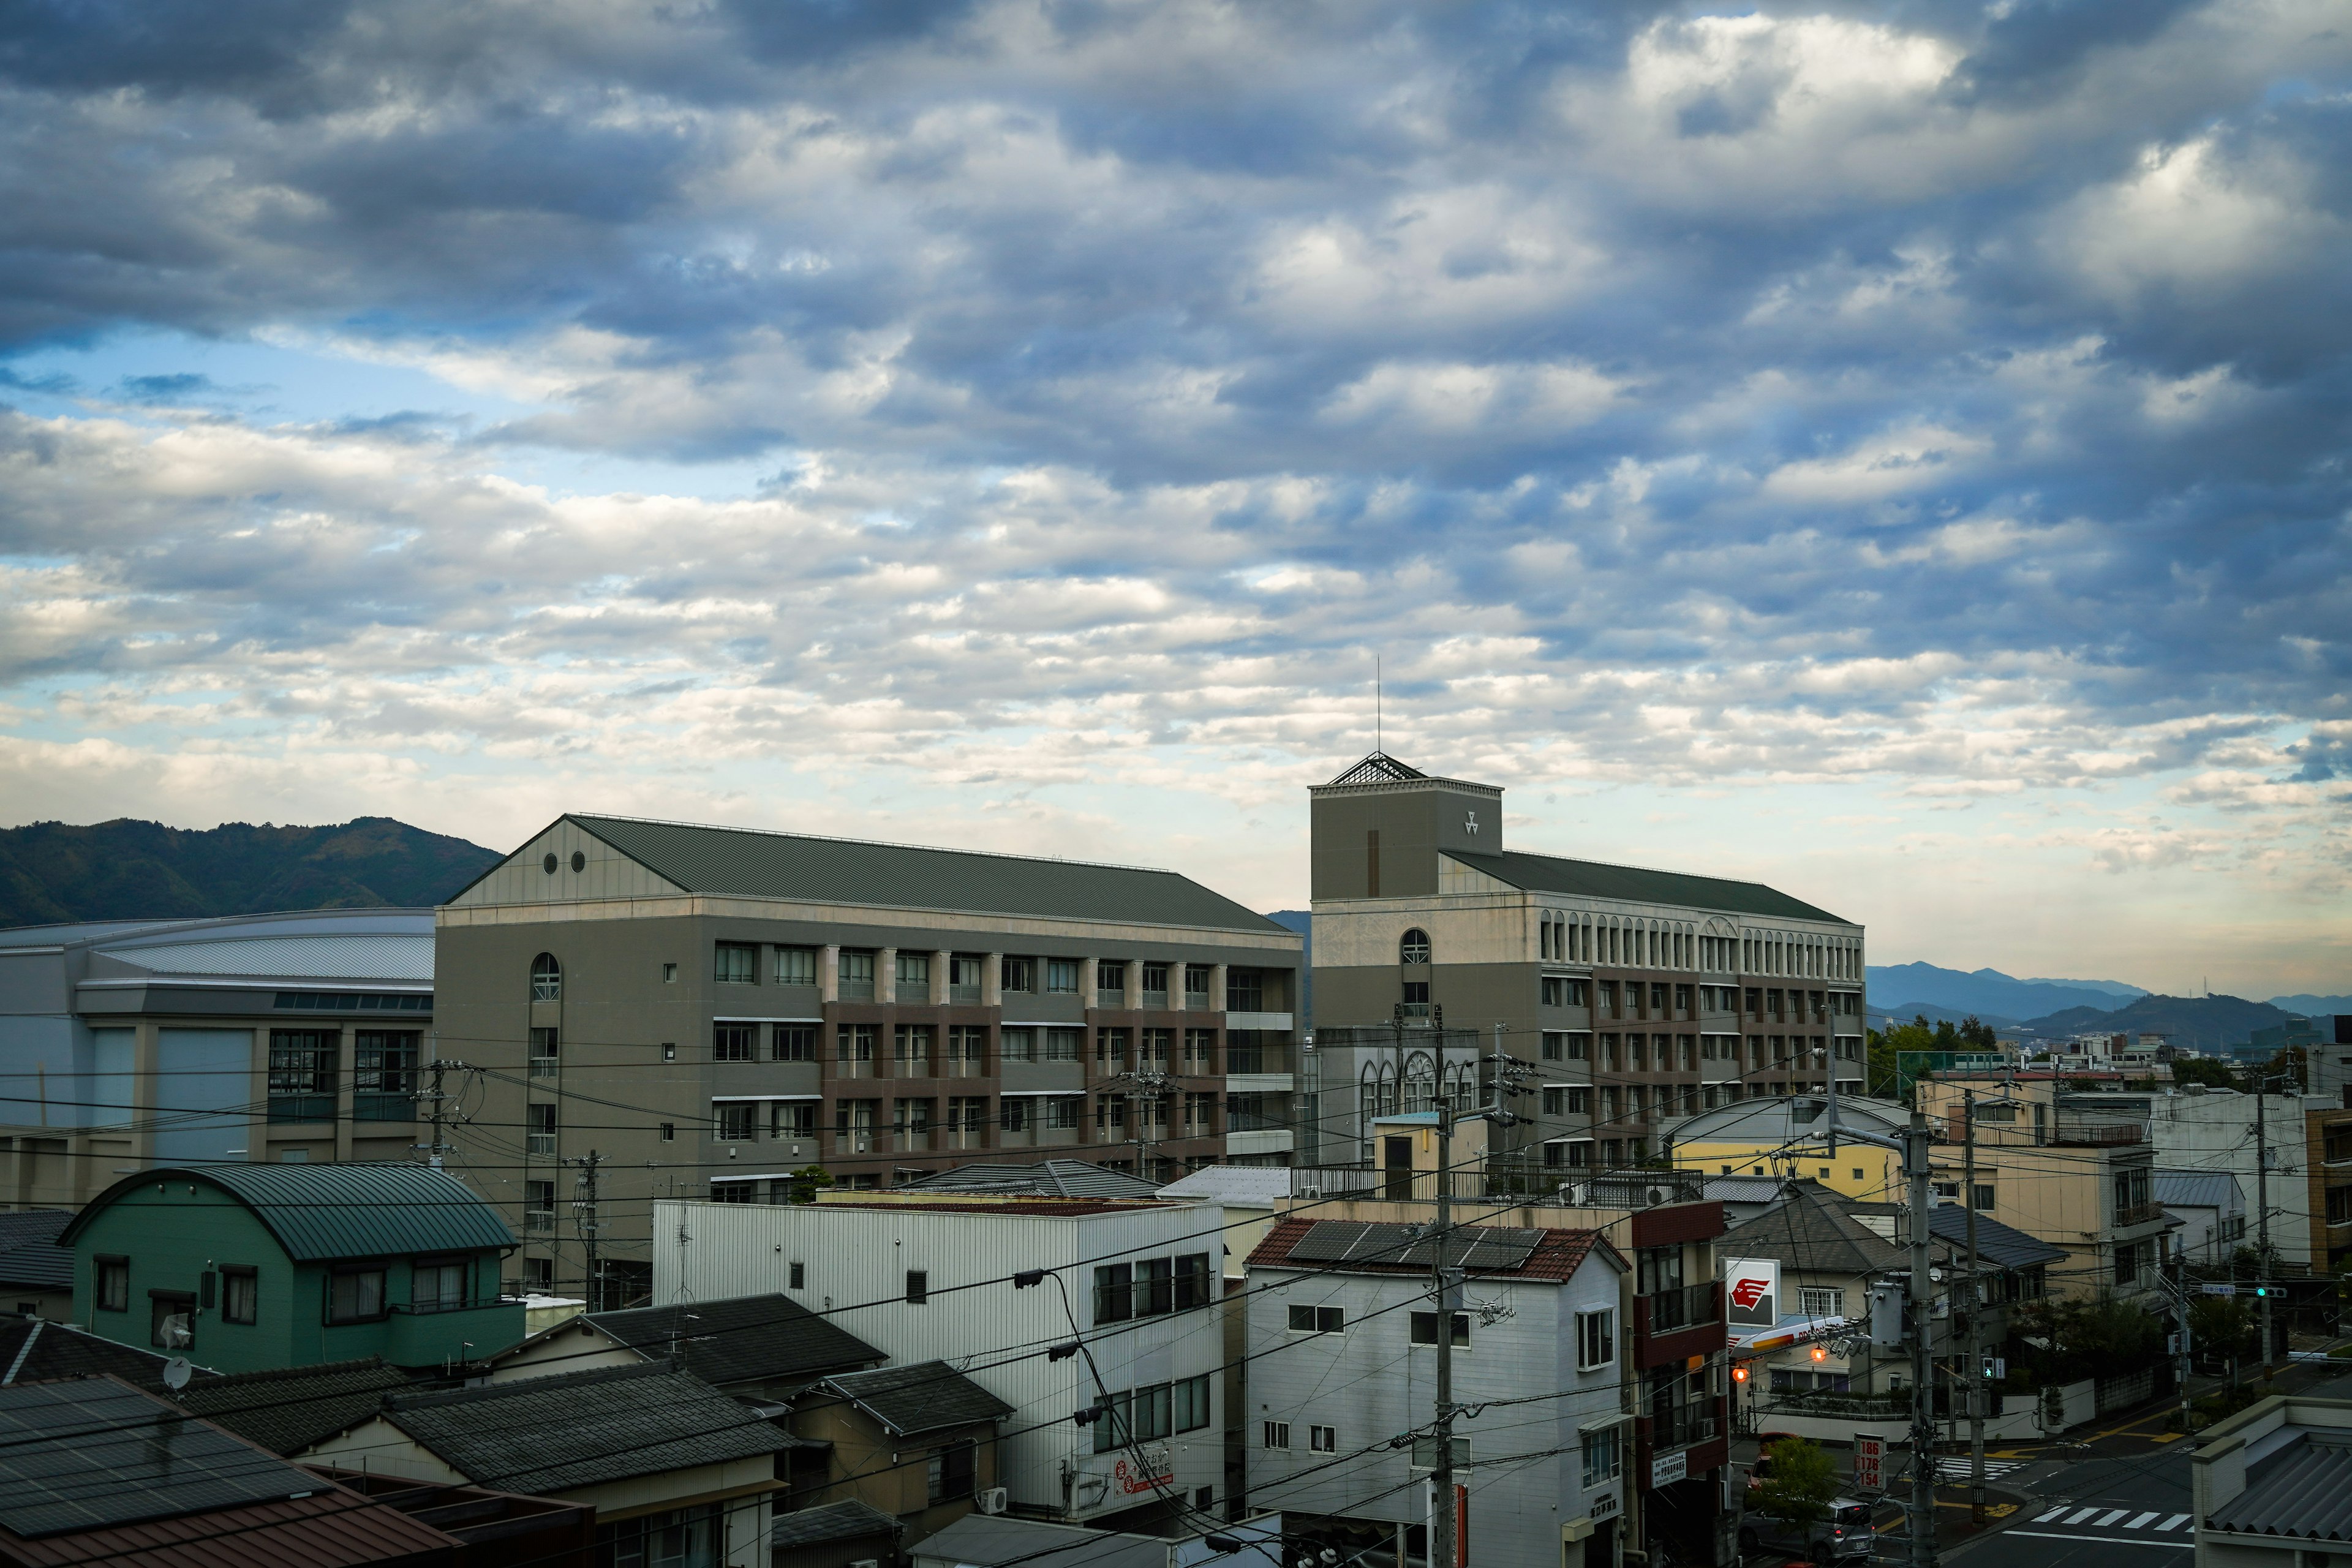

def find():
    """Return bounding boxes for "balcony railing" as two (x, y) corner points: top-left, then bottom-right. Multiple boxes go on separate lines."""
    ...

(1647, 1404), (1720, 1451)
(2115, 1201), (2167, 1227)
(895, 982), (930, 1005)
(949, 984), (983, 1005)
(1642, 1282), (1720, 1335)
(834, 1058), (876, 1078)
(2054, 1123), (2143, 1146)
(526, 1133), (556, 1155)
(835, 1131), (876, 1154)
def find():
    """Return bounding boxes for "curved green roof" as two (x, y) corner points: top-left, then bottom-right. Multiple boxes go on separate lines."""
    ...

(63, 1163), (515, 1261)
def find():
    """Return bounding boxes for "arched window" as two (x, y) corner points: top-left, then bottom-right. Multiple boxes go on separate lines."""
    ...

(530, 953), (562, 1003)
(1400, 929), (1431, 965)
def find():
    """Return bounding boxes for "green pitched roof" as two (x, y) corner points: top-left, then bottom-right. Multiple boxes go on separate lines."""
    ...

(63, 1163), (516, 1262)
(1449, 849), (1847, 924)
(562, 814), (1291, 933)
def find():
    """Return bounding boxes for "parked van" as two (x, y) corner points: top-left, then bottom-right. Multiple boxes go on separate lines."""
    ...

(1738, 1499), (1875, 1565)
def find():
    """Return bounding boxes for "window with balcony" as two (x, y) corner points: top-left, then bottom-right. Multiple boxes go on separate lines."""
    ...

(530, 953), (560, 1001)
(1046, 959), (1080, 993)
(895, 1024), (934, 1075)
(838, 950), (876, 999)
(837, 1023), (877, 1073)
(1141, 962), (1170, 1000)
(715, 943), (757, 984)
(775, 947), (817, 986)
(1001, 956), (1036, 993)
(1185, 964), (1213, 1001)
(413, 1258), (469, 1313)
(714, 1023), (756, 1062)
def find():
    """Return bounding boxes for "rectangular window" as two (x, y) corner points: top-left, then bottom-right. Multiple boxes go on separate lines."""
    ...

(1132, 1381), (1173, 1441)
(1141, 962), (1170, 997)
(895, 1024), (934, 1072)
(1001, 956), (1036, 993)
(775, 946), (817, 986)
(1097, 960), (1128, 1002)
(1543, 1087), (1566, 1115)
(1263, 1421), (1291, 1450)
(1310, 1424), (1337, 1453)
(714, 942), (757, 984)
(839, 951), (876, 997)
(1000, 1027), (1036, 1063)
(1542, 1031), (1564, 1061)
(96, 1256), (129, 1313)
(1568, 1087), (1589, 1114)
(1136, 1257), (1174, 1316)
(896, 951), (931, 990)
(715, 1102), (757, 1141)
(1185, 964), (1213, 1000)
(1174, 1253), (1212, 1311)
(1798, 1287), (1845, 1318)
(1183, 1028), (1217, 1071)
(906, 1270), (929, 1305)
(327, 1268), (387, 1324)
(1045, 1027), (1082, 1061)
(151, 1292), (194, 1350)
(1047, 1096), (1082, 1129)
(1174, 1372), (1212, 1433)
(1580, 1426), (1623, 1488)
(1000, 1098), (1031, 1133)
(1095, 1263), (1134, 1324)
(221, 1267), (257, 1325)
(1576, 1308), (1615, 1369)
(1094, 1390), (1133, 1454)
(839, 1023), (876, 1065)
(413, 1259), (467, 1312)
(1227, 969), (1264, 1011)
(355, 1030), (420, 1096)
(711, 1181), (753, 1204)
(1410, 1311), (1471, 1348)
(1542, 976), (1566, 1007)
(771, 1101), (817, 1139)
(928, 1440), (978, 1504)
(267, 1029), (336, 1122)
(1046, 959), (1081, 993)
(772, 1024), (816, 1062)
(1096, 1028), (1129, 1068)
(1972, 1183), (1997, 1211)
(713, 1023), (756, 1062)
(1287, 1304), (1346, 1334)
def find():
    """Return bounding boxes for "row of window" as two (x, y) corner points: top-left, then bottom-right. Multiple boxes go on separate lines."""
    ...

(1261, 1420), (1339, 1453)
(530, 950), (1278, 1009)
(92, 1254), (474, 1346)
(1094, 1254), (1215, 1322)
(1093, 1374), (1213, 1451)
(1537, 1032), (1860, 1069)
(1283, 1301), (1619, 1368)
(265, 1030), (422, 1121)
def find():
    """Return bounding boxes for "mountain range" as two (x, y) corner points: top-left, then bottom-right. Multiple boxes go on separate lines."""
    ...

(1865, 962), (2146, 1023)
(0, 818), (502, 928)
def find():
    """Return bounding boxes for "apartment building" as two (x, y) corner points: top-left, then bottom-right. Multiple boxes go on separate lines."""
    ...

(1913, 1074), (2171, 1300)
(434, 814), (1300, 1300)
(1303, 753), (1864, 1183)
(1243, 1218), (1629, 1568)
(648, 1193), (1229, 1532)
(0, 910), (434, 1207)
(1659, 1095), (1908, 1201)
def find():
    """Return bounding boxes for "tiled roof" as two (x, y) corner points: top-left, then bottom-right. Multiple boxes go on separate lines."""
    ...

(583, 1293), (883, 1388)
(913, 1513), (1172, 1568)
(172, 1358), (417, 1456)
(772, 1498), (904, 1551)
(813, 1198), (1169, 1218)
(816, 1360), (1015, 1437)
(0, 1319), (216, 1389)
(0, 1211), (71, 1291)
(0, 1485), (461, 1568)
(1447, 848), (1846, 924)
(476, 815), (1292, 933)
(1720, 1183), (1900, 1276)
(1922, 1204), (2068, 1271)
(380, 1362), (788, 1494)
(1246, 1217), (1616, 1281)
(2207, 1434), (2352, 1539)
(900, 1161), (1164, 1199)
(62, 1164), (513, 1263)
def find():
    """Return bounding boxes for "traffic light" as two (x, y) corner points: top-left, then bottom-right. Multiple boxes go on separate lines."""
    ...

(2254, 1285), (2271, 1298)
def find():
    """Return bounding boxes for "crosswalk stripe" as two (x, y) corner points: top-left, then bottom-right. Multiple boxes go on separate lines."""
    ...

(2159, 1515), (2190, 1532)
(2035, 1508), (2069, 1523)
(2126, 1512), (2159, 1529)
(2097, 1510), (2130, 1526)
(2065, 1509), (2100, 1524)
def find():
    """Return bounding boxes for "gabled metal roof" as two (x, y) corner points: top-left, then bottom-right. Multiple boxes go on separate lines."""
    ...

(2155, 1169), (2242, 1213)
(899, 1160), (1164, 1199)
(480, 815), (1291, 933)
(94, 934), (432, 982)
(2208, 1433), (2352, 1539)
(61, 1164), (515, 1262)
(1449, 849), (1848, 924)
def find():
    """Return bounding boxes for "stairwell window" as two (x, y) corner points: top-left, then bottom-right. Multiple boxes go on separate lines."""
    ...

(1400, 929), (1431, 965)
(530, 953), (560, 1001)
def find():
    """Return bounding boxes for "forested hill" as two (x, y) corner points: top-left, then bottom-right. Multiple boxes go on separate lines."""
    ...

(2021, 992), (2292, 1049)
(0, 818), (502, 928)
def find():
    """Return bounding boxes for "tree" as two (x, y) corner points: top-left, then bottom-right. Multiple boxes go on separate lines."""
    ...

(2170, 1055), (2237, 1090)
(783, 1164), (835, 1204)
(1871, 1016), (1938, 1103)
(2011, 1297), (2168, 1383)
(1957, 1015), (1998, 1050)
(1753, 1436), (1841, 1529)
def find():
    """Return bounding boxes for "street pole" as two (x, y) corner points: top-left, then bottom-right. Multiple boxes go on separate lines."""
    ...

(1964, 1091), (1985, 1525)
(1432, 1099), (1458, 1568)
(1907, 1110), (1939, 1568)
(413, 1047), (451, 1170)
(570, 1148), (603, 1311)
(2258, 1080), (2274, 1382)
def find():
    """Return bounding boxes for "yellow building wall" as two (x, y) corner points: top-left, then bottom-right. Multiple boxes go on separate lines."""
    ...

(1671, 1139), (1900, 1201)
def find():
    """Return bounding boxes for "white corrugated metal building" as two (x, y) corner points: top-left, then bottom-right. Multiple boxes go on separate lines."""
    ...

(653, 1194), (1231, 1528)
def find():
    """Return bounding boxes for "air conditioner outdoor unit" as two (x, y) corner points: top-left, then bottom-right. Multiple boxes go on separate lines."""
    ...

(977, 1488), (1009, 1515)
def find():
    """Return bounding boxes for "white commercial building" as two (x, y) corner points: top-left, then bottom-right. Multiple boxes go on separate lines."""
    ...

(1243, 1216), (1630, 1568)
(652, 1194), (1229, 1529)
(2145, 1088), (2316, 1269)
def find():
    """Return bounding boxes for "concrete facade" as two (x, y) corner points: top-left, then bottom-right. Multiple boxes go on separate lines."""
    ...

(1303, 755), (1865, 1185)
(433, 814), (1300, 1300)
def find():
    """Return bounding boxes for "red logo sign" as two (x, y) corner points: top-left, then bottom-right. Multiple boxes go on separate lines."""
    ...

(1112, 1457), (1173, 1495)
(1730, 1276), (1770, 1310)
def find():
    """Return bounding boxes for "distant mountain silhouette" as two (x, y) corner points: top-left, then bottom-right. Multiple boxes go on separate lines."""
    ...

(1868, 961), (2145, 1021)
(2020, 992), (2292, 1049)
(2270, 995), (2352, 1017)
(0, 817), (502, 927)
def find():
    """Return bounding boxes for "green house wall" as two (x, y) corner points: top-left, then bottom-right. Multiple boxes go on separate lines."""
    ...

(70, 1177), (523, 1374)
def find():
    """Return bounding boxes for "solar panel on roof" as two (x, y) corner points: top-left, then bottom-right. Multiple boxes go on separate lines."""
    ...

(1288, 1221), (1374, 1261)
(1290, 1221), (1544, 1272)
(0, 1381), (316, 1539)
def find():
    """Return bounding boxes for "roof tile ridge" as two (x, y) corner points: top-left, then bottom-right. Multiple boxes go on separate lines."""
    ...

(388, 1359), (673, 1408)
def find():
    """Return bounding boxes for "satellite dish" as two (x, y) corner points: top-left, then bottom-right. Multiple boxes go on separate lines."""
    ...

(161, 1357), (192, 1392)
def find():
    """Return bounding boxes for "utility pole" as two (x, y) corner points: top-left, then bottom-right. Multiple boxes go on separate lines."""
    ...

(2257, 1080), (2274, 1382)
(569, 1148), (603, 1310)
(412, 1046), (453, 1170)
(1964, 1090), (1985, 1524)
(1432, 1098), (1459, 1568)
(1906, 1110), (1939, 1568)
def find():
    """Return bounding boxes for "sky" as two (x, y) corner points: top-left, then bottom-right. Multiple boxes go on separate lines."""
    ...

(0, 0), (2346, 998)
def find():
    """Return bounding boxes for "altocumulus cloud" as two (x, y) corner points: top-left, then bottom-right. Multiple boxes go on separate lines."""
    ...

(0, 0), (2348, 980)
